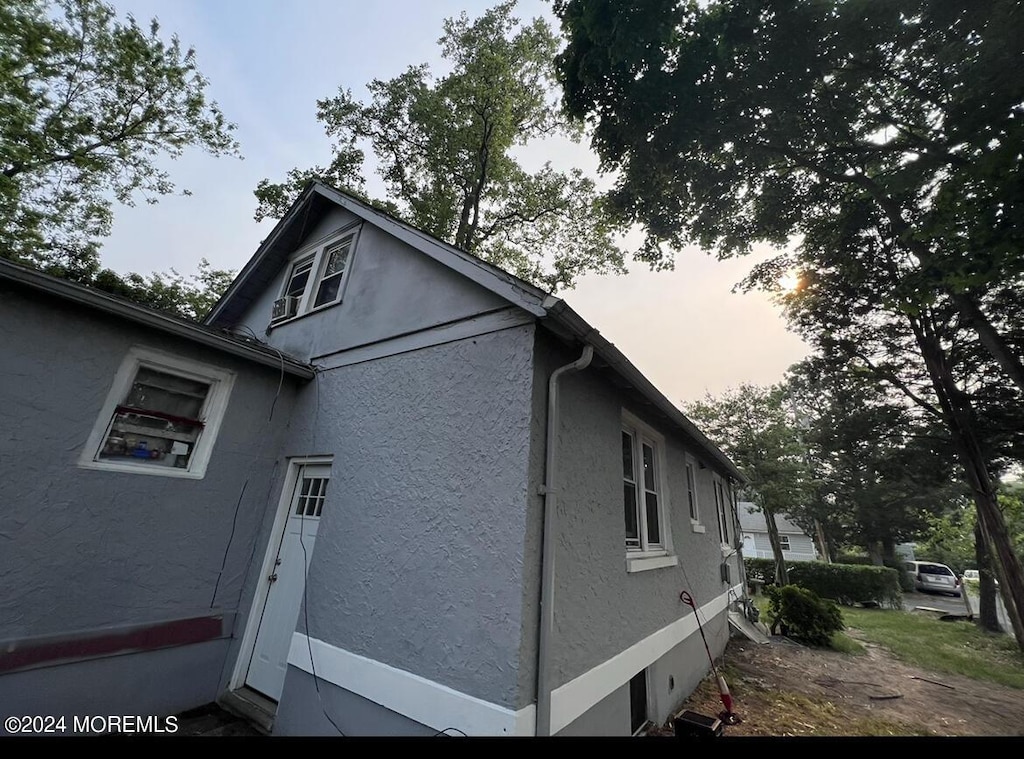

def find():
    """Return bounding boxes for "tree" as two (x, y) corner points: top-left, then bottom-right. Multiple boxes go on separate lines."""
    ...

(556, 0), (1024, 651)
(917, 489), (1024, 633)
(0, 0), (239, 277)
(685, 383), (810, 585)
(555, 0), (1024, 393)
(766, 220), (1024, 645)
(256, 1), (626, 291)
(786, 357), (961, 566)
(88, 259), (235, 321)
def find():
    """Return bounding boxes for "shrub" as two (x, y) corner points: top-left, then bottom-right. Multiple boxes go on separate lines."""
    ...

(765, 585), (845, 647)
(788, 562), (903, 609)
(744, 557), (779, 588)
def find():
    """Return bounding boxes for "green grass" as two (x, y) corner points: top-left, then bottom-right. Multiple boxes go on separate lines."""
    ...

(829, 630), (867, 654)
(750, 591), (1024, 684)
(842, 605), (1024, 689)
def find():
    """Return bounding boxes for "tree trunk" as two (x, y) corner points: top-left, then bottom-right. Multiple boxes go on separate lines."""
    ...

(950, 291), (1024, 396)
(814, 519), (831, 563)
(913, 317), (1024, 649)
(763, 505), (790, 586)
(867, 541), (884, 566)
(455, 194), (474, 251)
(975, 520), (1002, 634)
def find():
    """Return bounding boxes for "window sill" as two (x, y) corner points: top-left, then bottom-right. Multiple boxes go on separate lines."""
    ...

(721, 545), (736, 558)
(691, 522), (706, 534)
(626, 552), (679, 573)
(268, 298), (344, 331)
(78, 459), (207, 479)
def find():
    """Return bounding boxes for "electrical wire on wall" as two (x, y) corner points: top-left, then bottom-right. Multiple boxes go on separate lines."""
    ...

(291, 365), (349, 736)
(209, 328), (288, 609)
(294, 362), (470, 737)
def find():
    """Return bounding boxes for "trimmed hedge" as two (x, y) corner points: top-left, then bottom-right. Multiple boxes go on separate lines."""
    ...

(744, 557), (779, 587)
(790, 562), (903, 608)
(744, 558), (903, 609)
(834, 554), (914, 591)
(833, 554), (874, 566)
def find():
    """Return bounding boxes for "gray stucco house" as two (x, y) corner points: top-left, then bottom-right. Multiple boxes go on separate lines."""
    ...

(1, 182), (746, 736)
(738, 502), (819, 563)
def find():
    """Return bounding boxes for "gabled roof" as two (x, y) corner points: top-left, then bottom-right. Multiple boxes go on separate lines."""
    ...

(0, 258), (315, 379)
(206, 182), (745, 483)
(737, 503), (809, 536)
(205, 183), (550, 328)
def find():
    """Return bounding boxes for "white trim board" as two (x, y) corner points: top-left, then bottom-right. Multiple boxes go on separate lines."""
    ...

(288, 635), (533, 736)
(285, 583), (741, 736)
(312, 307), (534, 371)
(548, 582), (743, 734)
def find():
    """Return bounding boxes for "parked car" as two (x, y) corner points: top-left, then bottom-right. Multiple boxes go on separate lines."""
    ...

(961, 568), (998, 587)
(904, 561), (962, 597)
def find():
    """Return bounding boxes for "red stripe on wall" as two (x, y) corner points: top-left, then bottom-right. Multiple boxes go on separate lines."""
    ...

(0, 616), (225, 673)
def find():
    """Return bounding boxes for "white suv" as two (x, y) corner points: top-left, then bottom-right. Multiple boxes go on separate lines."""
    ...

(904, 561), (962, 597)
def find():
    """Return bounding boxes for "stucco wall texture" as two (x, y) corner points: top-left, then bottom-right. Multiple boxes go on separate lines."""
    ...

(235, 207), (508, 363)
(272, 324), (537, 712)
(517, 331), (738, 711)
(0, 286), (301, 645)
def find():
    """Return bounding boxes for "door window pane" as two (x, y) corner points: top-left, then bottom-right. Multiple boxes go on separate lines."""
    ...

(295, 476), (329, 518)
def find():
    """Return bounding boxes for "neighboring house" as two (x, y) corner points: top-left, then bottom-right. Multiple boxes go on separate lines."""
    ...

(738, 503), (819, 562)
(0, 182), (747, 737)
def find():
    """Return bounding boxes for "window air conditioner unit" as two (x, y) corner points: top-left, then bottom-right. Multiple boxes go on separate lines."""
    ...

(271, 295), (298, 322)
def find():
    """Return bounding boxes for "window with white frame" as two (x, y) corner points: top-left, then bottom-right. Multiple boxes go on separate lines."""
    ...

(714, 477), (730, 546)
(622, 416), (667, 552)
(271, 225), (359, 324)
(79, 347), (235, 479)
(685, 460), (699, 523)
(778, 534), (791, 551)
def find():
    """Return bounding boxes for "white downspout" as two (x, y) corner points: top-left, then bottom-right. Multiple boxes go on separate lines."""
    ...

(536, 344), (593, 736)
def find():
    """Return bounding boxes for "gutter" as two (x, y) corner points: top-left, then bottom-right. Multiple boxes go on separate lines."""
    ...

(535, 344), (593, 736)
(0, 260), (315, 380)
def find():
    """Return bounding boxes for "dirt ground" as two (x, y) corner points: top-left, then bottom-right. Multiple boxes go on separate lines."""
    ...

(665, 632), (1024, 737)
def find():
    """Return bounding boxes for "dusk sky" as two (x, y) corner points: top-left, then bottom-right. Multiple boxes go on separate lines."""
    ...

(102, 0), (809, 403)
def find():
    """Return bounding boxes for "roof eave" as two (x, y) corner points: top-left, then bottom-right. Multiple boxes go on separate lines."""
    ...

(1, 260), (315, 380)
(204, 182), (321, 326)
(541, 297), (747, 484)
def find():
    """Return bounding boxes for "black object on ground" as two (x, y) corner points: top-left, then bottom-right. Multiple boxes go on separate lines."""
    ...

(673, 710), (724, 738)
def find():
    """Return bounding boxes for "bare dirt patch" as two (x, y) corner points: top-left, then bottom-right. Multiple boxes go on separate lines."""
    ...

(666, 633), (1024, 737)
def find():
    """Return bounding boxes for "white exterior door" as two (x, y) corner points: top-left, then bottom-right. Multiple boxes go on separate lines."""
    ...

(245, 464), (331, 701)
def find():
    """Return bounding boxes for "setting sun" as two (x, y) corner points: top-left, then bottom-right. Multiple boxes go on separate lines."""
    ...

(778, 271), (801, 293)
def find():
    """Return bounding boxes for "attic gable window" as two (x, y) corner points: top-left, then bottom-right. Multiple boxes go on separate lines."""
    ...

(285, 256), (315, 301)
(313, 237), (352, 307)
(79, 347), (235, 479)
(271, 225), (360, 324)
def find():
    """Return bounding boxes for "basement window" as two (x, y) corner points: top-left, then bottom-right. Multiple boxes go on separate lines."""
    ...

(79, 347), (235, 479)
(629, 669), (650, 735)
